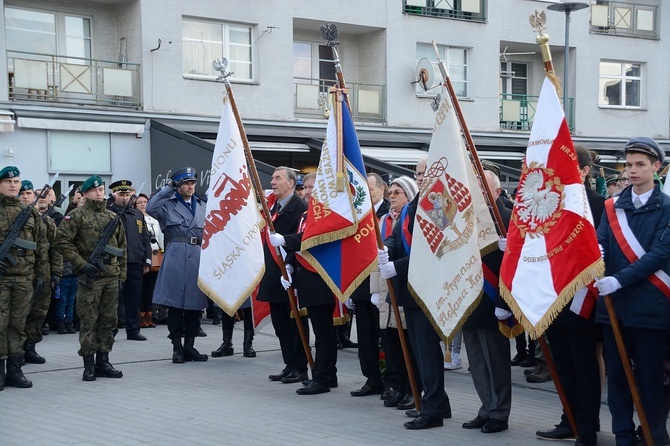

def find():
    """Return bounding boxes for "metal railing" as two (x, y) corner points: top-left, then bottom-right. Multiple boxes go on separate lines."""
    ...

(7, 50), (141, 108)
(589, 1), (658, 39)
(499, 93), (574, 132)
(402, 0), (486, 22)
(293, 77), (386, 123)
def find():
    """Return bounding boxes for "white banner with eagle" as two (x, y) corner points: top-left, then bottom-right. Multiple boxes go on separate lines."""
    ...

(408, 87), (498, 342)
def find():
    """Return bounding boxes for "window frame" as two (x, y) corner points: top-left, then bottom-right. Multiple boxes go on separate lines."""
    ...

(182, 17), (256, 83)
(415, 43), (470, 99)
(598, 60), (643, 109)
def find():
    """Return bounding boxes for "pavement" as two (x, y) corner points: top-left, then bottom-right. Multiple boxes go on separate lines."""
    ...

(1, 318), (621, 446)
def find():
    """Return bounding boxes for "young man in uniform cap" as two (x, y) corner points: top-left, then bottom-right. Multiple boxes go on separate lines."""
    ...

(146, 167), (209, 363)
(19, 181), (62, 365)
(0, 167), (48, 390)
(108, 180), (151, 341)
(55, 175), (127, 381)
(596, 137), (670, 446)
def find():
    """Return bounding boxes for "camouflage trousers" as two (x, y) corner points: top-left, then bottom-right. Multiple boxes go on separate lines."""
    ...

(0, 276), (33, 359)
(24, 280), (52, 343)
(77, 275), (118, 357)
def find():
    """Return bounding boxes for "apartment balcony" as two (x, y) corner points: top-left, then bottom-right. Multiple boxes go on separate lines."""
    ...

(293, 77), (386, 124)
(500, 94), (574, 133)
(7, 51), (141, 109)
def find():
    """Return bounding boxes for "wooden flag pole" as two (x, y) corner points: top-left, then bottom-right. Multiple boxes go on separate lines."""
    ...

(215, 61), (314, 369)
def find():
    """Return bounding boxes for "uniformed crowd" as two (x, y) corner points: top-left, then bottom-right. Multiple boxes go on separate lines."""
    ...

(0, 137), (668, 446)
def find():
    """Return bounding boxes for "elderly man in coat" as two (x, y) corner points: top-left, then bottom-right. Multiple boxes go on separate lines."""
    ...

(147, 167), (208, 363)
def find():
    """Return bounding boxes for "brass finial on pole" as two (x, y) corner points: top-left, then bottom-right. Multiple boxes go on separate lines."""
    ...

(529, 10), (562, 97)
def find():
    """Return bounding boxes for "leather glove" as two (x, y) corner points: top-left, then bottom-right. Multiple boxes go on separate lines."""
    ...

(118, 280), (125, 294)
(497, 237), (507, 252)
(377, 247), (389, 265)
(0, 260), (8, 276)
(50, 275), (60, 289)
(599, 244), (605, 259)
(81, 263), (98, 278)
(170, 179), (180, 191)
(495, 307), (513, 320)
(280, 264), (293, 290)
(370, 292), (380, 308)
(379, 261), (397, 279)
(596, 277), (621, 296)
(269, 233), (285, 247)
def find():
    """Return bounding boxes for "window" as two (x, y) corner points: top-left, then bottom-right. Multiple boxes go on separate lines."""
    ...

(416, 44), (469, 98)
(182, 18), (254, 82)
(590, 1), (658, 39)
(599, 61), (641, 108)
(404, 0), (486, 22)
(49, 131), (111, 174)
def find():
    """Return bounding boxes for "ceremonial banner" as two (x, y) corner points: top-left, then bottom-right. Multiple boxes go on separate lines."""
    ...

(250, 285), (271, 334)
(570, 282), (598, 319)
(408, 86), (499, 342)
(198, 94), (266, 316)
(500, 77), (604, 338)
(300, 90), (377, 301)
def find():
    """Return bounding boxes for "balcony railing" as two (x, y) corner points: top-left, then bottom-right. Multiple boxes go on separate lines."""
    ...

(403, 0), (486, 22)
(294, 77), (385, 123)
(500, 94), (574, 132)
(589, 1), (658, 40)
(7, 50), (141, 108)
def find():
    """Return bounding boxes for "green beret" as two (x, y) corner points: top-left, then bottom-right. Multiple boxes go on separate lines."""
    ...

(20, 180), (33, 192)
(0, 166), (20, 180)
(81, 175), (104, 193)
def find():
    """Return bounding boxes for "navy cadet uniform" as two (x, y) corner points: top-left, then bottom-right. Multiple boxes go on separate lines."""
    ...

(0, 167), (48, 390)
(55, 175), (127, 381)
(107, 180), (151, 341)
(146, 167), (208, 363)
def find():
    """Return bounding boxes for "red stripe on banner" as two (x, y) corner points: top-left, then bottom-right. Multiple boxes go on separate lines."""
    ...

(545, 120), (582, 185)
(500, 217), (522, 291)
(250, 285), (270, 333)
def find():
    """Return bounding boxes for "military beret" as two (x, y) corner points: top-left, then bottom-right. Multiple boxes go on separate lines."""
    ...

(20, 180), (33, 192)
(0, 166), (20, 180)
(624, 137), (665, 164)
(605, 174), (620, 186)
(109, 179), (133, 192)
(81, 175), (104, 193)
(171, 167), (197, 184)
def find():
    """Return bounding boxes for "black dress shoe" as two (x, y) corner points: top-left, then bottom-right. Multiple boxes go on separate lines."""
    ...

(481, 419), (508, 434)
(340, 338), (358, 348)
(296, 381), (330, 395)
(404, 415), (443, 430)
(405, 407), (452, 419)
(519, 357), (536, 368)
(302, 377), (338, 388)
(380, 388), (395, 400)
(383, 391), (404, 407)
(281, 370), (308, 384)
(536, 425), (575, 440)
(462, 415), (489, 429)
(268, 367), (291, 381)
(396, 398), (416, 410)
(510, 352), (527, 366)
(350, 384), (383, 397)
(197, 327), (207, 337)
(127, 332), (147, 341)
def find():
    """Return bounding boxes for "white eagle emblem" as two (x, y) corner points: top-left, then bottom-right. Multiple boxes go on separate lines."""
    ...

(517, 169), (561, 230)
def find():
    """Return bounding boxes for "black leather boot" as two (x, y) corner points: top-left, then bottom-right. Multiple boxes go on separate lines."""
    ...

(82, 355), (96, 381)
(211, 328), (234, 357)
(243, 329), (256, 358)
(65, 321), (76, 334)
(24, 341), (46, 364)
(5, 355), (32, 388)
(171, 338), (185, 363)
(57, 321), (67, 334)
(184, 337), (208, 362)
(94, 352), (123, 378)
(0, 358), (5, 390)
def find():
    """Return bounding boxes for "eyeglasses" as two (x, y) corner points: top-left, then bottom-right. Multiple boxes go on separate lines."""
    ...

(389, 189), (406, 197)
(414, 171), (425, 179)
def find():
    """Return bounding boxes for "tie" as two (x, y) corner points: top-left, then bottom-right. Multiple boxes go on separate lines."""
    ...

(633, 197), (643, 209)
(185, 201), (192, 211)
(273, 203), (282, 215)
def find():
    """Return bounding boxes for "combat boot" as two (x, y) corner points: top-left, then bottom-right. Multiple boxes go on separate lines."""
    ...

(0, 358), (5, 390)
(65, 321), (76, 334)
(57, 321), (67, 334)
(5, 355), (32, 388)
(146, 311), (156, 328)
(184, 337), (208, 362)
(211, 328), (234, 357)
(82, 355), (96, 381)
(94, 352), (123, 378)
(171, 338), (185, 363)
(243, 329), (256, 358)
(139, 312), (148, 328)
(24, 341), (46, 364)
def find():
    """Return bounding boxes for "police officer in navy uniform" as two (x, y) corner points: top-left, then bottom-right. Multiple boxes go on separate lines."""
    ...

(146, 167), (208, 363)
(108, 180), (151, 341)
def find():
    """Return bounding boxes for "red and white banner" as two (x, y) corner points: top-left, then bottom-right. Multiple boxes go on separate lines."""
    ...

(198, 94), (266, 316)
(500, 77), (604, 338)
(408, 85), (498, 342)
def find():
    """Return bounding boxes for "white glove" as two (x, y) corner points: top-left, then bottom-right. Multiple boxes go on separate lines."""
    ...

(269, 233), (285, 247)
(379, 261), (397, 279)
(495, 307), (513, 320)
(345, 298), (354, 310)
(497, 237), (507, 252)
(378, 247), (389, 265)
(280, 264), (293, 290)
(596, 276), (621, 296)
(370, 292), (380, 308)
(599, 244), (605, 259)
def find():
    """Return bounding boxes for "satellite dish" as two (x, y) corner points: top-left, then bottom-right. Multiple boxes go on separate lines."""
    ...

(413, 58), (436, 92)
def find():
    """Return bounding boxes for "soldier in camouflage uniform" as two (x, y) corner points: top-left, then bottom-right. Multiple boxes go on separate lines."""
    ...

(20, 182), (63, 364)
(0, 167), (49, 390)
(55, 175), (127, 382)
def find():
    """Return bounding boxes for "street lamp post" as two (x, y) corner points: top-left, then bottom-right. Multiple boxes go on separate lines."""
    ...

(547, 2), (588, 121)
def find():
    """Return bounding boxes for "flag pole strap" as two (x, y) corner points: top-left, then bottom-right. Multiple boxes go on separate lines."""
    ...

(214, 61), (314, 369)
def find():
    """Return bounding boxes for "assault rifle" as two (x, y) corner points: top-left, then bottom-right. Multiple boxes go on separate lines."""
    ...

(81, 183), (145, 287)
(0, 173), (59, 277)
